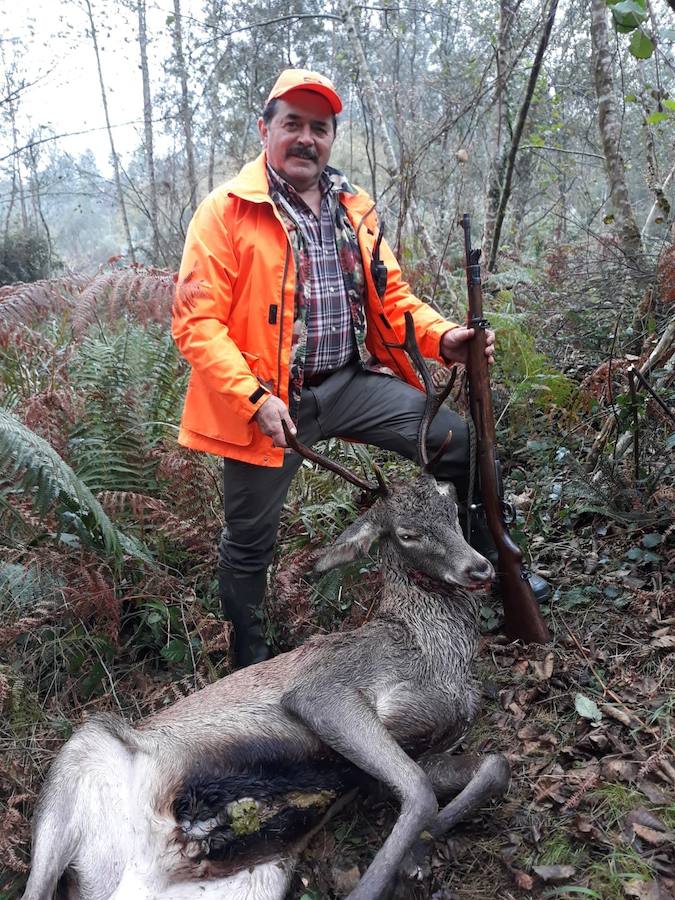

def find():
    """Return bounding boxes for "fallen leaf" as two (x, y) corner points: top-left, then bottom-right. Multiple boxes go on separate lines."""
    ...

(513, 870), (534, 890)
(533, 652), (555, 680)
(507, 702), (526, 721)
(533, 864), (576, 882)
(601, 704), (634, 727)
(517, 724), (540, 741)
(638, 780), (671, 805)
(632, 823), (672, 845)
(650, 634), (675, 649)
(602, 759), (639, 782)
(575, 693), (602, 722)
(625, 808), (668, 833)
(623, 878), (664, 899)
(331, 865), (361, 894)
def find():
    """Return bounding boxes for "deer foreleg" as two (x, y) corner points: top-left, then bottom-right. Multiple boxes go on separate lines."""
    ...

(281, 682), (438, 900)
(390, 751), (510, 894)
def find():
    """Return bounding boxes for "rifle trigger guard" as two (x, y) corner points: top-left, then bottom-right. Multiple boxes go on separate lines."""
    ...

(501, 500), (516, 525)
(471, 316), (491, 330)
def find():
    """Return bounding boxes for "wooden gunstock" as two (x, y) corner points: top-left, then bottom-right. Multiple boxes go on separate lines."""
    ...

(462, 214), (550, 644)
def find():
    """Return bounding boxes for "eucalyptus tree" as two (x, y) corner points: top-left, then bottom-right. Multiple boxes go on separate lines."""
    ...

(83, 0), (137, 263)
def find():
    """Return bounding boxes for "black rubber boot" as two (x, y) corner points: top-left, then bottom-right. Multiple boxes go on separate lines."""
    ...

(218, 568), (272, 669)
(461, 505), (552, 604)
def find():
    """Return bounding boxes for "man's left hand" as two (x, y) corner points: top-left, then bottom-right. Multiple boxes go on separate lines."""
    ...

(440, 326), (495, 366)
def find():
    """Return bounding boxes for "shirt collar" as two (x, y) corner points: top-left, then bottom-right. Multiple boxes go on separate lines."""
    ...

(266, 163), (357, 199)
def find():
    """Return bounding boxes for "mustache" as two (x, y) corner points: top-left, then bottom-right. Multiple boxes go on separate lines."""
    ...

(288, 145), (318, 161)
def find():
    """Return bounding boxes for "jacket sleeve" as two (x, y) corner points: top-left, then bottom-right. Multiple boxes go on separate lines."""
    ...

(377, 234), (460, 363)
(171, 194), (269, 423)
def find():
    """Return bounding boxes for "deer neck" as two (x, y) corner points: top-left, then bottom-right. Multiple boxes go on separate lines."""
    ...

(377, 544), (480, 673)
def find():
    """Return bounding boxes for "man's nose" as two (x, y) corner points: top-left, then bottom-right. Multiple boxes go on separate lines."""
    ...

(296, 125), (314, 144)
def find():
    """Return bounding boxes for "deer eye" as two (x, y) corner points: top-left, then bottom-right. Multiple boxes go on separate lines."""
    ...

(397, 530), (421, 543)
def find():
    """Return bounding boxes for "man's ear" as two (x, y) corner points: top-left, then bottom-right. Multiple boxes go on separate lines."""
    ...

(314, 512), (384, 573)
(257, 117), (267, 147)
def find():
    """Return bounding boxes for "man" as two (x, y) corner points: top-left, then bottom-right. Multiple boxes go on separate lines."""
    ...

(173, 69), (499, 668)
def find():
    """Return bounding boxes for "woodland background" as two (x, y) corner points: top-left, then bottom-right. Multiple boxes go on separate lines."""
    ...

(0, 1), (674, 898)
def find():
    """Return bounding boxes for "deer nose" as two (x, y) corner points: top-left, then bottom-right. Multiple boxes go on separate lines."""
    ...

(466, 557), (494, 583)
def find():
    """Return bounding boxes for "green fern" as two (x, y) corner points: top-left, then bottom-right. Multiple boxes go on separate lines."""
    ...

(0, 408), (153, 566)
(0, 562), (63, 614)
(68, 327), (184, 492)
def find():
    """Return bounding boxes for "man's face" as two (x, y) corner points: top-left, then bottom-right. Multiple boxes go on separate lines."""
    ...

(258, 90), (336, 193)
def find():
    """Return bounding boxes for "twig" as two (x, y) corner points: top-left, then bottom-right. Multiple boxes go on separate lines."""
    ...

(562, 621), (674, 759)
(628, 365), (675, 423)
(628, 368), (639, 481)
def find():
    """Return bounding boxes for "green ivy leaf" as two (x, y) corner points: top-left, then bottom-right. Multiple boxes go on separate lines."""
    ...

(629, 30), (654, 59)
(611, 0), (647, 30)
(161, 639), (187, 663)
(662, 99), (675, 111)
(641, 533), (662, 549)
(645, 111), (668, 125)
(625, 93), (638, 102)
(575, 693), (603, 722)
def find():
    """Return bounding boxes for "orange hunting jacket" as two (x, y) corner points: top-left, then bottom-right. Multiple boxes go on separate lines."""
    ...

(172, 152), (458, 467)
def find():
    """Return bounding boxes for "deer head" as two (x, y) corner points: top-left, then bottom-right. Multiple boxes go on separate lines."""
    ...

(283, 312), (494, 593)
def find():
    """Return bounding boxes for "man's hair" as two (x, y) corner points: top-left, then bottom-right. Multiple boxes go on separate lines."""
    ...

(262, 98), (338, 133)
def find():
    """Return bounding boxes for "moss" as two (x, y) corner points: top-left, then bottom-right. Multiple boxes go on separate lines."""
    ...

(226, 798), (261, 836)
(285, 789), (336, 810)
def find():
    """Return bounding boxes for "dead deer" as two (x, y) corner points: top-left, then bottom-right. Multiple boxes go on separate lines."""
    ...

(23, 315), (509, 900)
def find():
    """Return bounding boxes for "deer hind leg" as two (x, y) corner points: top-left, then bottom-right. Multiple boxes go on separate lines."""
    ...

(281, 682), (438, 900)
(390, 751), (510, 895)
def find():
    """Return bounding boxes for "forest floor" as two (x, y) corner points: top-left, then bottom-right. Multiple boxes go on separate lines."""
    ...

(273, 457), (674, 900)
(0, 260), (673, 899)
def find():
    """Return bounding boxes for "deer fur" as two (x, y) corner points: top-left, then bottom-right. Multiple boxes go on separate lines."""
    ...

(22, 473), (509, 900)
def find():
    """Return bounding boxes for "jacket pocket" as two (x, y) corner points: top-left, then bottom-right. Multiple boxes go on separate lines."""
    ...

(181, 375), (254, 446)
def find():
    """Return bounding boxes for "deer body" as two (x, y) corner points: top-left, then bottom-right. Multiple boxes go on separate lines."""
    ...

(23, 477), (506, 900)
(24, 319), (514, 900)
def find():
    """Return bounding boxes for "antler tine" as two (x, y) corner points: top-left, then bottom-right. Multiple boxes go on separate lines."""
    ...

(282, 421), (386, 494)
(384, 311), (451, 470)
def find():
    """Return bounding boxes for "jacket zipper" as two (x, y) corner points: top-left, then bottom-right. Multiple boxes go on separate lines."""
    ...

(277, 240), (291, 396)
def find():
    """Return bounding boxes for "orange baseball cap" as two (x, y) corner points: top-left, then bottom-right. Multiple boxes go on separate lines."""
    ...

(266, 68), (343, 114)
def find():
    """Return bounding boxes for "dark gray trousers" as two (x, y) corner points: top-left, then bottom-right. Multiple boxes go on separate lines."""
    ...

(218, 363), (469, 574)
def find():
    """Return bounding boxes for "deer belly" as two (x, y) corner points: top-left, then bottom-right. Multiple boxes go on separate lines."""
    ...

(375, 682), (477, 753)
(169, 754), (364, 875)
(109, 858), (292, 900)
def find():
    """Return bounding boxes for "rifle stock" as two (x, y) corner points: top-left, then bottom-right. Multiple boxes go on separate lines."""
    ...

(462, 214), (550, 644)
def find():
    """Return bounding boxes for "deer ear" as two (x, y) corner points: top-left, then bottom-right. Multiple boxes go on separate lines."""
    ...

(314, 513), (384, 573)
(434, 479), (457, 501)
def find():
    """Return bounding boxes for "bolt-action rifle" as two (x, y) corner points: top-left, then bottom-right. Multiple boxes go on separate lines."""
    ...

(462, 214), (550, 644)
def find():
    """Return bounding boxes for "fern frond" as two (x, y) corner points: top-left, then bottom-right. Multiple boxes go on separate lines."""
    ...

(73, 268), (175, 334)
(0, 409), (153, 566)
(0, 275), (88, 333)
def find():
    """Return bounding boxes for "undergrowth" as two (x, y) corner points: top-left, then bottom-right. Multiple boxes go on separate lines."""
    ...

(0, 252), (673, 897)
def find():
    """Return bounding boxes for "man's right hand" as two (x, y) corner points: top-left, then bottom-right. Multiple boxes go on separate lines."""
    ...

(252, 395), (296, 448)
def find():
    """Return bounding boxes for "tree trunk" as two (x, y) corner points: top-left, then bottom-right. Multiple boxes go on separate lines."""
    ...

(487, 0), (559, 271)
(589, 0), (644, 274)
(341, 0), (437, 263)
(172, 0), (198, 218)
(136, 0), (161, 263)
(84, 0), (136, 263)
(482, 0), (517, 263)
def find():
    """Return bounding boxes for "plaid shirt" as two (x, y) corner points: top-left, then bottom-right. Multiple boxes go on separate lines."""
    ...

(267, 165), (361, 378)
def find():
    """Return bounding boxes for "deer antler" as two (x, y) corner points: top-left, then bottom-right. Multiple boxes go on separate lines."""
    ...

(282, 422), (387, 494)
(385, 311), (455, 470)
